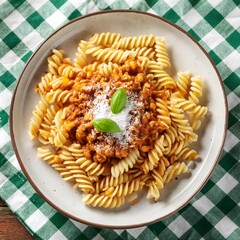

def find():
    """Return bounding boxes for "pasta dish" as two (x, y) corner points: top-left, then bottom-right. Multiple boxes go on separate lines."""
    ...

(29, 33), (207, 208)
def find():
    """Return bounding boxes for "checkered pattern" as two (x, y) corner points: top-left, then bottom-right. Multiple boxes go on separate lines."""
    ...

(0, 0), (239, 239)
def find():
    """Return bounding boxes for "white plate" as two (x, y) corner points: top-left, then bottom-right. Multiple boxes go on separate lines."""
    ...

(10, 10), (227, 228)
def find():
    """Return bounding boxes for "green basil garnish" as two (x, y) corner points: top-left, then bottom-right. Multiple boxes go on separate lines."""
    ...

(110, 88), (127, 114)
(93, 118), (121, 133)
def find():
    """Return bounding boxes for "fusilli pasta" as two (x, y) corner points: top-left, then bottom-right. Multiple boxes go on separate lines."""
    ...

(29, 32), (208, 209)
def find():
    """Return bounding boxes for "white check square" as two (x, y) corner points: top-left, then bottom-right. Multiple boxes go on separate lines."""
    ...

(68, 0), (84, 8)
(8, 155), (21, 171)
(22, 31), (44, 51)
(222, 50), (240, 72)
(1, 50), (20, 70)
(0, 88), (12, 109)
(216, 172), (238, 194)
(192, 195), (215, 215)
(168, 215), (191, 238)
(6, 190), (29, 212)
(25, 209), (48, 232)
(207, 0), (223, 7)
(182, 8), (203, 28)
(4, 10), (25, 30)
(223, 130), (239, 152)
(202, 29), (224, 49)
(0, 128), (11, 149)
(49, 230), (67, 240)
(27, 0), (48, 10)
(46, 10), (67, 29)
(226, 8), (240, 29)
(0, 172), (8, 188)
(215, 216), (238, 238)
(166, 0), (180, 8)
(227, 92), (239, 111)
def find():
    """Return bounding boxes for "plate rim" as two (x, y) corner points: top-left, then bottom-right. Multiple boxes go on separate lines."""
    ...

(10, 9), (228, 229)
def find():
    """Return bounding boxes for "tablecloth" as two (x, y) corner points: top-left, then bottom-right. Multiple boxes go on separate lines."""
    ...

(0, 0), (239, 239)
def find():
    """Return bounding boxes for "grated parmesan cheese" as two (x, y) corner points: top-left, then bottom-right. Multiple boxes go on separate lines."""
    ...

(93, 90), (142, 144)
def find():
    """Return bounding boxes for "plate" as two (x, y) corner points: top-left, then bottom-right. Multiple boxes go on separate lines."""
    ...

(10, 10), (227, 228)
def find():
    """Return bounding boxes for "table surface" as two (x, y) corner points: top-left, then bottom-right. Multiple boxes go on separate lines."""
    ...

(0, 199), (33, 240)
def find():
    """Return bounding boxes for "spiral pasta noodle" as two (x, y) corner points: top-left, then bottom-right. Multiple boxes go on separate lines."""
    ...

(89, 32), (122, 47)
(86, 45), (136, 64)
(29, 98), (49, 139)
(111, 148), (140, 178)
(112, 34), (155, 49)
(29, 32), (208, 208)
(82, 194), (125, 208)
(155, 37), (171, 69)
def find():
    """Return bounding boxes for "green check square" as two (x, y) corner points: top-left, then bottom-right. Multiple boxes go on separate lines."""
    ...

(226, 30), (240, 49)
(146, 0), (159, 8)
(22, 51), (33, 63)
(205, 9), (224, 28)
(2, 32), (21, 49)
(220, 152), (238, 173)
(148, 221), (166, 235)
(50, 212), (68, 228)
(224, 72), (240, 91)
(50, 0), (66, 8)
(0, 152), (8, 167)
(0, 71), (15, 88)
(0, 110), (9, 127)
(228, 113), (239, 128)
(194, 217), (213, 236)
(29, 193), (45, 208)
(188, 29), (201, 41)
(209, 50), (222, 65)
(68, 9), (82, 21)
(188, 0), (201, 7)
(9, 172), (27, 189)
(216, 195), (237, 215)
(163, 9), (181, 23)
(201, 179), (215, 194)
(27, 11), (45, 28)
(74, 232), (90, 240)
(8, 0), (25, 9)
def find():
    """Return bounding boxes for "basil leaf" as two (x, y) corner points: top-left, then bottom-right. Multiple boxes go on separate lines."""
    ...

(110, 88), (127, 114)
(93, 118), (121, 133)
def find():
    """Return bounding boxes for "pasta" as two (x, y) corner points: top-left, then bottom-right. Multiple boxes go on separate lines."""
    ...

(112, 34), (155, 49)
(111, 148), (140, 178)
(29, 32), (208, 208)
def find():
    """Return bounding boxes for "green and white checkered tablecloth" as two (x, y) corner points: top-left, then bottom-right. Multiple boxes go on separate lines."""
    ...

(0, 0), (239, 239)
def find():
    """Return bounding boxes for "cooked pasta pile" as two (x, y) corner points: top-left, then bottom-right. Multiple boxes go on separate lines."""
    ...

(29, 33), (208, 209)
